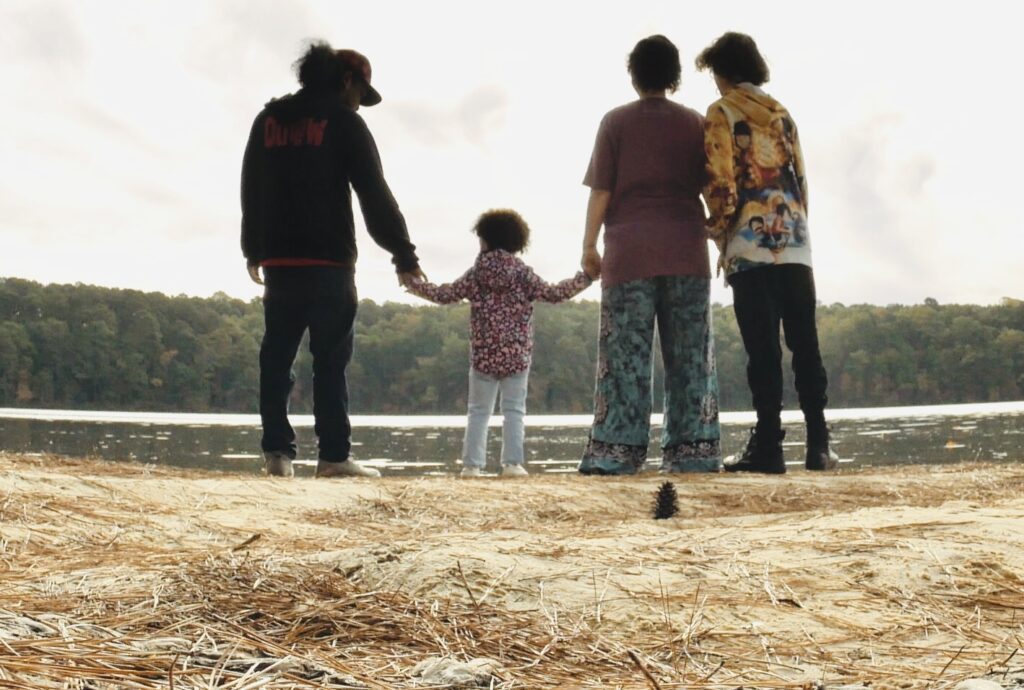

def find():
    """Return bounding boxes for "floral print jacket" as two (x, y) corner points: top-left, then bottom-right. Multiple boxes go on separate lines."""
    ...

(408, 250), (592, 378)
(703, 84), (812, 278)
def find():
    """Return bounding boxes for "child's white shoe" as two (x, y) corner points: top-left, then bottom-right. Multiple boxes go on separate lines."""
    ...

(501, 463), (529, 477)
(460, 466), (484, 478)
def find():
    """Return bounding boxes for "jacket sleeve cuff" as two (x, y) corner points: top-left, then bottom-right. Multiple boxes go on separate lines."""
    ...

(393, 253), (420, 273)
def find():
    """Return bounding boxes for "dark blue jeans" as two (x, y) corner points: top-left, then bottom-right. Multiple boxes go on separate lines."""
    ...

(728, 264), (828, 432)
(260, 266), (357, 462)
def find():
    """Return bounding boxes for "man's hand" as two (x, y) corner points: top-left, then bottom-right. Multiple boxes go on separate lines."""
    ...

(581, 247), (602, 280)
(398, 267), (427, 288)
(247, 263), (264, 285)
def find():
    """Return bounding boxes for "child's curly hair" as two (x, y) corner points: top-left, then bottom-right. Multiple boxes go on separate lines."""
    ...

(473, 209), (530, 254)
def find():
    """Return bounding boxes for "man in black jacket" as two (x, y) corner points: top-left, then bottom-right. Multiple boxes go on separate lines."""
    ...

(241, 41), (424, 479)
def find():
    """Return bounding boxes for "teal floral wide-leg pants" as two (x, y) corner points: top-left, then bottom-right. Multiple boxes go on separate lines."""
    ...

(579, 275), (721, 474)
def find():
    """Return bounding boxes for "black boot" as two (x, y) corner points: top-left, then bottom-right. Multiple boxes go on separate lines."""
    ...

(725, 428), (786, 474)
(805, 421), (838, 470)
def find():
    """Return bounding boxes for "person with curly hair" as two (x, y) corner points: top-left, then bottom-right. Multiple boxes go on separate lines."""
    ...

(697, 31), (837, 473)
(578, 35), (722, 475)
(407, 210), (594, 477)
(241, 41), (425, 479)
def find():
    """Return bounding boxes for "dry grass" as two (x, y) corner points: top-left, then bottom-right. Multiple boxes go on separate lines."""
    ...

(0, 452), (1022, 688)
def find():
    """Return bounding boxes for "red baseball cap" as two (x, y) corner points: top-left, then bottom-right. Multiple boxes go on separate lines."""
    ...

(336, 49), (382, 106)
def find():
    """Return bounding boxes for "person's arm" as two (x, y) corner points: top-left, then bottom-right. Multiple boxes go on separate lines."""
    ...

(581, 114), (615, 279)
(406, 267), (475, 305)
(702, 105), (738, 253)
(343, 113), (421, 277)
(581, 190), (610, 278)
(524, 267), (593, 304)
(240, 115), (264, 284)
(790, 122), (809, 212)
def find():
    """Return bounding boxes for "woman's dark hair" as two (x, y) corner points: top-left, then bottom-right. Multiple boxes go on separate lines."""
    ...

(293, 40), (347, 92)
(474, 209), (530, 254)
(695, 32), (770, 86)
(627, 35), (681, 93)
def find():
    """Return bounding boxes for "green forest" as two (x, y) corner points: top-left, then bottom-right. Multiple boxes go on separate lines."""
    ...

(0, 277), (1022, 414)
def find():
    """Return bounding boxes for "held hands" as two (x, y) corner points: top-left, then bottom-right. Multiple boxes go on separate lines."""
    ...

(581, 246), (602, 280)
(398, 267), (427, 288)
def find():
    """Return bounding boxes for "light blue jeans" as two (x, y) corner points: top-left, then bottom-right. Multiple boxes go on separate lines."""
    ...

(463, 368), (529, 468)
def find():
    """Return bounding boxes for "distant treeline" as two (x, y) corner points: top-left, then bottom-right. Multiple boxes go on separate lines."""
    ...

(0, 277), (1022, 414)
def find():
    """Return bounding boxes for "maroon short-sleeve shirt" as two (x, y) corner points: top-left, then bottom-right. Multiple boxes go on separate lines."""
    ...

(584, 98), (710, 287)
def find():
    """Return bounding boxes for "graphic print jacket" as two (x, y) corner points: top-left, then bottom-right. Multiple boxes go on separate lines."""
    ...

(240, 89), (419, 272)
(703, 84), (811, 278)
(407, 250), (592, 378)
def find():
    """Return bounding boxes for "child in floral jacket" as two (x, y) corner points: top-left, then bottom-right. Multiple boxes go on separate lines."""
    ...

(407, 210), (594, 477)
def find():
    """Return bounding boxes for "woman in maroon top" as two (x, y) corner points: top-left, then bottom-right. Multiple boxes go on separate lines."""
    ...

(578, 35), (721, 475)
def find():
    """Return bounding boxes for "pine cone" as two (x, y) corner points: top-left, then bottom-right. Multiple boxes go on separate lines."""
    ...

(653, 481), (679, 520)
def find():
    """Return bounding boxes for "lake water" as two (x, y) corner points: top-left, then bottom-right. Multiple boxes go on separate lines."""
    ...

(1, 402), (1021, 476)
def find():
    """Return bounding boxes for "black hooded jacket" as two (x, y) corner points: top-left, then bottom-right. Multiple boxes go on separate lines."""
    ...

(240, 89), (418, 272)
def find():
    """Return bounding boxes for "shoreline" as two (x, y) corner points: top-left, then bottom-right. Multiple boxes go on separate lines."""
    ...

(3, 399), (1023, 427)
(0, 453), (1022, 688)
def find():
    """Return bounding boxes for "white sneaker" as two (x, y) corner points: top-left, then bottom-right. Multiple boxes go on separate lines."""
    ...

(501, 464), (529, 477)
(315, 459), (381, 478)
(264, 452), (294, 478)
(460, 466), (484, 478)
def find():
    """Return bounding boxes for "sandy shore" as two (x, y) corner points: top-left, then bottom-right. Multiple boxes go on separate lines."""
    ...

(0, 453), (1022, 689)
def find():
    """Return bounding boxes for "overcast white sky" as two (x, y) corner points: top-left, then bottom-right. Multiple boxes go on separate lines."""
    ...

(1, 0), (1019, 307)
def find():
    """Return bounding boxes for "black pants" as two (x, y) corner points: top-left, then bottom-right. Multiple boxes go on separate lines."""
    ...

(259, 266), (357, 462)
(728, 264), (828, 430)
